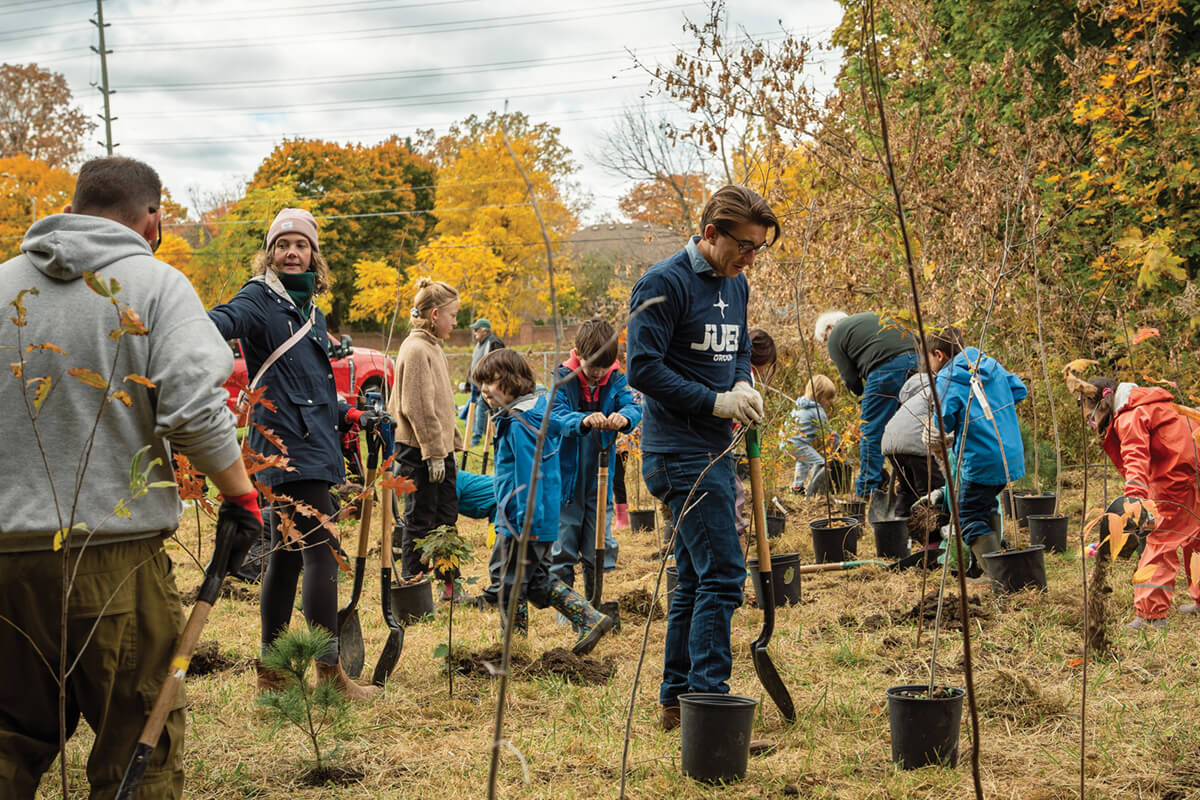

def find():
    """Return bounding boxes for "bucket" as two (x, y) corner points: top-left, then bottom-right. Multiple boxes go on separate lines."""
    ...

(886, 684), (965, 769)
(836, 499), (866, 522)
(679, 693), (758, 783)
(809, 517), (860, 563)
(765, 513), (786, 539)
(388, 577), (435, 624)
(629, 508), (656, 534)
(1013, 493), (1056, 527)
(746, 552), (802, 607)
(1027, 514), (1068, 554)
(872, 518), (910, 560)
(980, 545), (1047, 594)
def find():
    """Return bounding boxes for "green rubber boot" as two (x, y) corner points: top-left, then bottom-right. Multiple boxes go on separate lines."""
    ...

(501, 600), (528, 636)
(548, 581), (613, 656)
(969, 531), (1003, 578)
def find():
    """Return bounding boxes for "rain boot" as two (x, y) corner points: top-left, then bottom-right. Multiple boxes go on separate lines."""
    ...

(614, 503), (630, 529)
(315, 658), (381, 701)
(548, 580), (613, 656)
(969, 531), (1002, 579)
(501, 599), (528, 636)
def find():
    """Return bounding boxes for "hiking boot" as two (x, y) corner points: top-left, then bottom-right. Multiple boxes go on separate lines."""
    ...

(501, 600), (528, 636)
(969, 532), (1003, 578)
(659, 704), (680, 731)
(548, 580), (613, 656)
(1126, 616), (1167, 631)
(255, 659), (287, 694)
(315, 658), (382, 700)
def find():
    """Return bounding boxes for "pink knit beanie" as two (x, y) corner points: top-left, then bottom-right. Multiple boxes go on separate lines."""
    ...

(266, 208), (319, 252)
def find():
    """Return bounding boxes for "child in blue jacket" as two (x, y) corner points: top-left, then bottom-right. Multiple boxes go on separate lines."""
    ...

(472, 348), (614, 655)
(932, 340), (1027, 572)
(549, 320), (642, 600)
(789, 374), (840, 495)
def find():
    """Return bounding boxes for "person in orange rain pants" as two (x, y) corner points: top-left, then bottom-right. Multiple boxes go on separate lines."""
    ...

(1071, 374), (1200, 630)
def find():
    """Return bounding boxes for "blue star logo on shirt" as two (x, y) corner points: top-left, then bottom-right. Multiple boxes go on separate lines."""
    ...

(713, 293), (728, 319)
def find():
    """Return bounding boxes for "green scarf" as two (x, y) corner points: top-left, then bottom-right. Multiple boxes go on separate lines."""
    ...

(278, 271), (315, 317)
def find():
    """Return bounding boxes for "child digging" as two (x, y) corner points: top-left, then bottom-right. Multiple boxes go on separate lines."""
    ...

(789, 375), (840, 496)
(1068, 373), (1200, 630)
(473, 348), (615, 654)
(550, 319), (642, 602)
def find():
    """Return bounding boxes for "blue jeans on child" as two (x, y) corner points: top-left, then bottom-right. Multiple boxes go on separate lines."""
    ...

(792, 443), (825, 491)
(643, 451), (744, 706)
(856, 351), (918, 498)
(549, 500), (617, 590)
(470, 392), (490, 446)
(958, 480), (1005, 546)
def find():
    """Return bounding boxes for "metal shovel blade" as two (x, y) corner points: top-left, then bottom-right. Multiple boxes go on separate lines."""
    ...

(372, 484), (405, 686)
(338, 612), (365, 679)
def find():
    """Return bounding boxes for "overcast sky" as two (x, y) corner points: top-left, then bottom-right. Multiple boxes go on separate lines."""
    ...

(2, 0), (843, 222)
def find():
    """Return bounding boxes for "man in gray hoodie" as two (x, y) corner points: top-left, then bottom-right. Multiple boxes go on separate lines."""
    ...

(0, 157), (259, 798)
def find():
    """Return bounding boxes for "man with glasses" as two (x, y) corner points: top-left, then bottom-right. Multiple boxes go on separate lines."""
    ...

(627, 185), (780, 730)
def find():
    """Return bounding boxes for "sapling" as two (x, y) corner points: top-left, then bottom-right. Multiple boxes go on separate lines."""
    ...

(257, 626), (351, 774)
(416, 524), (475, 697)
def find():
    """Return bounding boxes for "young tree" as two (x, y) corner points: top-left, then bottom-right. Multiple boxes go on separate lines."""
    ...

(0, 64), (93, 168)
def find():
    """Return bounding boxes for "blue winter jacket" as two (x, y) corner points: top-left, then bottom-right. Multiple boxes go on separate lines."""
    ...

(456, 469), (496, 522)
(551, 360), (642, 506)
(492, 394), (563, 542)
(935, 347), (1027, 486)
(208, 275), (352, 487)
(787, 396), (839, 453)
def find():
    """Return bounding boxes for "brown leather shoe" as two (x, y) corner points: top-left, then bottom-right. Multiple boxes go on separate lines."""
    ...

(255, 660), (287, 694)
(315, 659), (381, 700)
(659, 704), (680, 731)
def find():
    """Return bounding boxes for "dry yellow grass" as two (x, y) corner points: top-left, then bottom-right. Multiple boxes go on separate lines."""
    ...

(36, 477), (1200, 799)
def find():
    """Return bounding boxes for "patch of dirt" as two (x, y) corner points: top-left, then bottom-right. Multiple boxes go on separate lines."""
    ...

(449, 644), (529, 678)
(181, 579), (258, 606)
(299, 764), (365, 787)
(643, 541), (674, 561)
(618, 588), (663, 620)
(862, 613), (890, 629)
(188, 640), (240, 676)
(902, 591), (990, 629)
(521, 647), (616, 685)
(977, 669), (1068, 726)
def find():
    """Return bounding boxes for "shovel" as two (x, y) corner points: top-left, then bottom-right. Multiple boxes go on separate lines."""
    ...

(372, 421), (405, 686)
(460, 399), (476, 471)
(796, 551), (927, 574)
(338, 428), (381, 679)
(590, 430), (619, 631)
(747, 426), (796, 723)
(115, 507), (256, 799)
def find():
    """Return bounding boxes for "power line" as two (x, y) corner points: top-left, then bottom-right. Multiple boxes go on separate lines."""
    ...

(109, 0), (486, 26)
(0, 0), (86, 13)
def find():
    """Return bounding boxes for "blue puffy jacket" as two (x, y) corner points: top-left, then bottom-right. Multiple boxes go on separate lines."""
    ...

(935, 347), (1027, 486)
(787, 396), (839, 454)
(492, 394), (563, 542)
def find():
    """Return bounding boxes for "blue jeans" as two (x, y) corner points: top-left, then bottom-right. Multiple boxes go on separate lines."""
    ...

(470, 392), (490, 446)
(958, 480), (1004, 546)
(856, 351), (918, 498)
(549, 499), (617, 590)
(643, 451), (744, 705)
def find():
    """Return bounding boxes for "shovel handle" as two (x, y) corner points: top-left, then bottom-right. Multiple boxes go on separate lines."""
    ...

(380, 483), (395, 569)
(460, 401), (476, 471)
(746, 428), (771, 571)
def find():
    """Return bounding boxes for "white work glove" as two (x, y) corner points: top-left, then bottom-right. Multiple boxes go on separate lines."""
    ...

(713, 380), (764, 427)
(911, 487), (945, 513)
(921, 419), (954, 451)
(426, 457), (446, 484)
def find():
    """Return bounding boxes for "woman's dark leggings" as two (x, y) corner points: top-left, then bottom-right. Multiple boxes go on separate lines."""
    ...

(613, 450), (628, 506)
(260, 480), (340, 665)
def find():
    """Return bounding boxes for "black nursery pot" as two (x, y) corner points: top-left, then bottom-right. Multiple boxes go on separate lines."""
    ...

(835, 498), (866, 522)
(746, 552), (802, 607)
(1014, 493), (1057, 527)
(872, 518), (911, 560)
(886, 684), (965, 769)
(389, 577), (435, 624)
(1001, 488), (1033, 519)
(629, 508), (657, 534)
(1027, 514), (1069, 554)
(765, 513), (786, 539)
(810, 517), (860, 563)
(679, 693), (758, 783)
(980, 545), (1047, 594)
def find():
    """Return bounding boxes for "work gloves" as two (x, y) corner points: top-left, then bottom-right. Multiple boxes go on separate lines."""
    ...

(426, 457), (446, 484)
(911, 487), (946, 514)
(713, 380), (764, 427)
(921, 419), (955, 452)
(216, 489), (263, 578)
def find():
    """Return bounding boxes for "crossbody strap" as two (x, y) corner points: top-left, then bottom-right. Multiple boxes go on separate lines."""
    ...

(248, 307), (315, 391)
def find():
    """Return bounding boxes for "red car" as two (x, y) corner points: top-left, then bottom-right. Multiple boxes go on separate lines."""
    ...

(222, 333), (395, 412)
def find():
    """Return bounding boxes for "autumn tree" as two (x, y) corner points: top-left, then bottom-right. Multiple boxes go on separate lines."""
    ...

(0, 64), (93, 168)
(617, 174), (710, 234)
(0, 154), (74, 261)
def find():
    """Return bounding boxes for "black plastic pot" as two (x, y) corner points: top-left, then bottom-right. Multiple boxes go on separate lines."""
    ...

(872, 518), (910, 560)
(1001, 488), (1033, 519)
(980, 545), (1047, 594)
(1014, 493), (1056, 527)
(1027, 514), (1068, 554)
(629, 508), (656, 534)
(836, 498), (866, 522)
(388, 577), (435, 624)
(765, 513), (786, 539)
(679, 693), (758, 783)
(886, 684), (965, 769)
(747, 552), (802, 607)
(810, 517), (860, 563)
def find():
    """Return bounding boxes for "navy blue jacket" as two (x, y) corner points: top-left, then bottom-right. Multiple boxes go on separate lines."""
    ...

(208, 277), (350, 487)
(627, 246), (750, 454)
(550, 363), (642, 506)
(492, 394), (563, 542)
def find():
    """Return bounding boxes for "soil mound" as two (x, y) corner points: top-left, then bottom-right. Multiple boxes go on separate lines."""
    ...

(299, 765), (364, 787)
(903, 591), (990, 628)
(522, 647), (615, 685)
(450, 644), (529, 678)
(188, 640), (240, 676)
(618, 588), (664, 621)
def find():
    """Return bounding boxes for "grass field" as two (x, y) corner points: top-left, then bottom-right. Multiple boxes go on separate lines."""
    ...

(38, 470), (1200, 799)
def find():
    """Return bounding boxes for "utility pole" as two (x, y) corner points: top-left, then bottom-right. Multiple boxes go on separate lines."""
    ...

(91, 0), (117, 154)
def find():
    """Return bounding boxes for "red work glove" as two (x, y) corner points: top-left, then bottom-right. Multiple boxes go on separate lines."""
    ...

(345, 408), (365, 430)
(221, 488), (263, 528)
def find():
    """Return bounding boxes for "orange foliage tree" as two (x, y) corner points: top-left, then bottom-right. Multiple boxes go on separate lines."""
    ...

(0, 154), (75, 262)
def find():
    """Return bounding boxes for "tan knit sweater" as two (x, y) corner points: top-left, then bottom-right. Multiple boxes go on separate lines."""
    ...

(388, 328), (462, 460)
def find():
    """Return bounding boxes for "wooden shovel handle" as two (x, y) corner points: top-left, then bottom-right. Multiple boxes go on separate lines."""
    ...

(746, 428), (771, 571)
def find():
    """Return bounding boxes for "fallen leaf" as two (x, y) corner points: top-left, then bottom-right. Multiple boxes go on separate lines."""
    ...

(1066, 657), (1084, 667)
(1131, 327), (1160, 345)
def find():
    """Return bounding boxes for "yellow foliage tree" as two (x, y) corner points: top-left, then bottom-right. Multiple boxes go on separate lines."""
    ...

(348, 257), (400, 324)
(0, 154), (74, 262)
(156, 232), (192, 275)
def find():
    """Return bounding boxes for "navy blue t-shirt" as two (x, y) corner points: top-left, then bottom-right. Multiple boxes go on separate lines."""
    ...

(627, 243), (750, 454)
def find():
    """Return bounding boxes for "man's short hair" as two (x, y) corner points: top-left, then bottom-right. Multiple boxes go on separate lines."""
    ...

(925, 325), (964, 362)
(72, 157), (162, 227)
(472, 348), (535, 400)
(575, 319), (617, 366)
(700, 185), (781, 246)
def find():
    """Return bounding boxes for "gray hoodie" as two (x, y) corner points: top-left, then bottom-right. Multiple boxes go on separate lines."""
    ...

(0, 213), (241, 552)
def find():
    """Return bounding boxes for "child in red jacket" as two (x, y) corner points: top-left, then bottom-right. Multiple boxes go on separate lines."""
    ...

(1073, 375), (1200, 629)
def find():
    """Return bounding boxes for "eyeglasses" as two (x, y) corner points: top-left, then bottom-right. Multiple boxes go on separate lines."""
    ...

(715, 225), (769, 255)
(149, 207), (162, 253)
